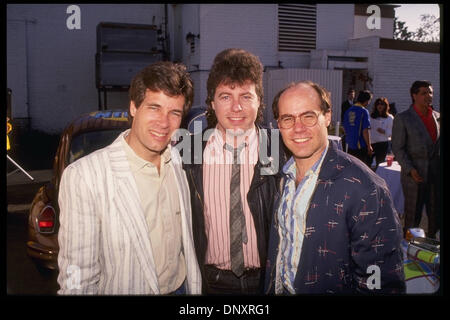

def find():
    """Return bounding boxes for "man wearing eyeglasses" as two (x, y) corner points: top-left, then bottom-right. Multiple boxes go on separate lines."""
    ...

(264, 81), (405, 294)
(183, 48), (284, 294)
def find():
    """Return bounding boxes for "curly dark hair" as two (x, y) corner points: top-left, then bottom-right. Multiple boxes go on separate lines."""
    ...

(410, 80), (432, 104)
(128, 61), (194, 121)
(205, 48), (264, 128)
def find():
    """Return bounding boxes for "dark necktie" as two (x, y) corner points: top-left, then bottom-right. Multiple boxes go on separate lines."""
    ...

(225, 142), (248, 277)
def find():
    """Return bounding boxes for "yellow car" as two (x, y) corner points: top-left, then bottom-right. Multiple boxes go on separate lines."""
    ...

(27, 110), (130, 270)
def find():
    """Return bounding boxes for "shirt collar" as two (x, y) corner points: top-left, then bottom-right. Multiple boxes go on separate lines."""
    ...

(209, 125), (258, 151)
(353, 102), (365, 108)
(413, 104), (432, 118)
(121, 132), (171, 171)
(282, 141), (329, 181)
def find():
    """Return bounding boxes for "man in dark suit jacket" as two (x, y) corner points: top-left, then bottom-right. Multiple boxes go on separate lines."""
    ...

(341, 88), (355, 123)
(392, 80), (440, 238)
(265, 81), (405, 294)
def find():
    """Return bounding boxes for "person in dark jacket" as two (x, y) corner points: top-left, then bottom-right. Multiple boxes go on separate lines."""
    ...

(264, 81), (405, 294)
(392, 80), (440, 238)
(181, 48), (284, 294)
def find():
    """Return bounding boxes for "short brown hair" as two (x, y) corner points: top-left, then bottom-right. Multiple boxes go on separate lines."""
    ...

(205, 48), (264, 128)
(272, 81), (332, 120)
(410, 80), (432, 104)
(128, 61), (194, 120)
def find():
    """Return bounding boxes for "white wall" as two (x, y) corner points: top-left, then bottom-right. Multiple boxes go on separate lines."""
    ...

(180, 4), (200, 70)
(264, 68), (343, 127)
(7, 4), (440, 134)
(316, 4), (354, 50)
(7, 4), (164, 133)
(184, 4), (280, 111)
(199, 4), (278, 71)
(353, 16), (394, 39)
(371, 49), (440, 114)
(348, 37), (440, 114)
(278, 52), (310, 69)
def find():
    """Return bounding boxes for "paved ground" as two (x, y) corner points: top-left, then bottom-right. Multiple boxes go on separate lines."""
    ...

(7, 168), (59, 295)
(7, 168), (52, 206)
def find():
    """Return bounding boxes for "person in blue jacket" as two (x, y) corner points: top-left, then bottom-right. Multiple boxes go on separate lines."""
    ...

(265, 81), (405, 294)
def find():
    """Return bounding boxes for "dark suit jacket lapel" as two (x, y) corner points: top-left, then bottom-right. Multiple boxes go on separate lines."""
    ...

(407, 106), (433, 147)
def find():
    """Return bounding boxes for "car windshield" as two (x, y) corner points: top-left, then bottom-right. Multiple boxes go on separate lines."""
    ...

(68, 129), (126, 164)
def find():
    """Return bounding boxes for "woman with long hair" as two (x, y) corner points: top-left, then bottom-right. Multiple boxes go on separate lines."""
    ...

(369, 97), (394, 170)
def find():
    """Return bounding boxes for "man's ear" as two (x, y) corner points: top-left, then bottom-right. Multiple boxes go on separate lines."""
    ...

(325, 111), (332, 127)
(130, 101), (137, 117)
(211, 101), (216, 111)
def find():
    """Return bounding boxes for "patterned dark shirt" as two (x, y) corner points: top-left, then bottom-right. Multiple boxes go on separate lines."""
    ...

(265, 140), (406, 294)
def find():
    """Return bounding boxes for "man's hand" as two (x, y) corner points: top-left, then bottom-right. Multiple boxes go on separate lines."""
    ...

(367, 145), (374, 156)
(410, 168), (424, 183)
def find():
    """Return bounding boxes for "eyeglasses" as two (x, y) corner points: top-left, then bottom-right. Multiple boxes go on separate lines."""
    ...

(277, 111), (321, 129)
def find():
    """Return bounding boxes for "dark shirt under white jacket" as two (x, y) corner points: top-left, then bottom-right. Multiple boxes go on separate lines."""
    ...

(264, 140), (406, 294)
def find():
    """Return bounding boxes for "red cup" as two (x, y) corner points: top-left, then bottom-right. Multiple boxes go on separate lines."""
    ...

(386, 155), (393, 166)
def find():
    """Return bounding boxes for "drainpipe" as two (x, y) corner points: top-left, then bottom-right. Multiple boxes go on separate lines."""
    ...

(164, 4), (170, 61)
(9, 18), (36, 129)
(25, 19), (37, 128)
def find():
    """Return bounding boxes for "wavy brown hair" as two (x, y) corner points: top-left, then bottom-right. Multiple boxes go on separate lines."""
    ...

(128, 61), (194, 121)
(205, 48), (264, 128)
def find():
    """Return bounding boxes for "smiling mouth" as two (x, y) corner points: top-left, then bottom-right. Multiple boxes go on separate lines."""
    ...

(293, 138), (311, 143)
(150, 130), (168, 138)
(228, 117), (245, 121)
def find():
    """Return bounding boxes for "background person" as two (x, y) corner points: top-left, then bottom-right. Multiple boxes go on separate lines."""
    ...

(369, 97), (394, 171)
(341, 88), (355, 123)
(340, 88), (355, 151)
(265, 81), (405, 294)
(392, 80), (440, 238)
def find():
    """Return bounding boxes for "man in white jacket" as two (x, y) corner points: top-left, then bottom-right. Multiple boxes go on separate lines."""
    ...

(57, 61), (201, 295)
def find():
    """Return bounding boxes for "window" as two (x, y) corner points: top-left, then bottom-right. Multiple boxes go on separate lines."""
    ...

(68, 129), (125, 164)
(278, 4), (317, 52)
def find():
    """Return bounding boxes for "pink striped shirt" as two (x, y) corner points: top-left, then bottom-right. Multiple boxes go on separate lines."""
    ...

(203, 127), (260, 269)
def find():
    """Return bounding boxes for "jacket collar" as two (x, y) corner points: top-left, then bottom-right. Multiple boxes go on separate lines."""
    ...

(279, 139), (347, 183)
(106, 130), (161, 293)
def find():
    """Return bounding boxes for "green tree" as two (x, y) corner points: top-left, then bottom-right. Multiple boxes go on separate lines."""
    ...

(394, 14), (440, 43)
(413, 14), (440, 42)
(393, 16), (413, 40)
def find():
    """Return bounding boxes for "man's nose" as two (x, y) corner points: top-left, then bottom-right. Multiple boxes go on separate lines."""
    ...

(293, 116), (306, 131)
(158, 112), (170, 127)
(231, 98), (243, 112)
